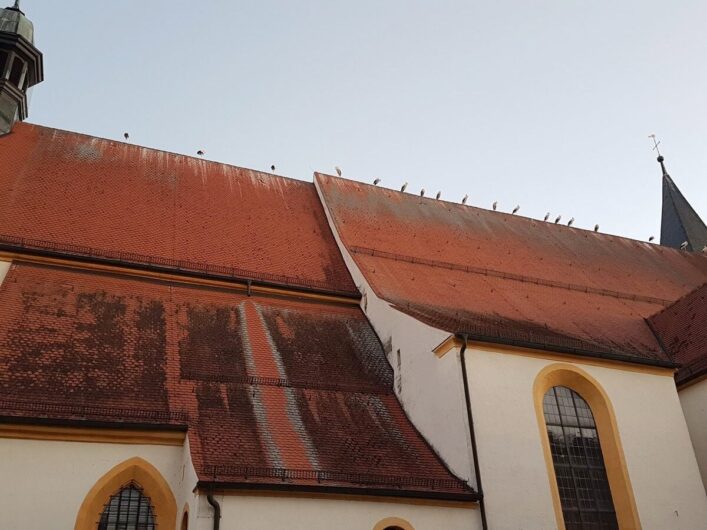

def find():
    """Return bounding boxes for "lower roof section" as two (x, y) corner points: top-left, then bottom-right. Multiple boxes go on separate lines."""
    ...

(649, 283), (707, 384)
(0, 261), (472, 498)
(316, 173), (707, 366)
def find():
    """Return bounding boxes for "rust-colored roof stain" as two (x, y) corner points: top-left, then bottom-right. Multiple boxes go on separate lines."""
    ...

(649, 284), (707, 384)
(0, 123), (356, 295)
(316, 173), (707, 363)
(0, 261), (470, 496)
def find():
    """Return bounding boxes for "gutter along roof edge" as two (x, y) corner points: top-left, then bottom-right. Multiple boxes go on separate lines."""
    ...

(196, 481), (480, 502)
(0, 242), (361, 302)
(453, 332), (678, 370)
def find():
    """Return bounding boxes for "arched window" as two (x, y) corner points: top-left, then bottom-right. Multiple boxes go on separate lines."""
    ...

(9, 56), (23, 87)
(75, 457), (177, 530)
(373, 518), (414, 530)
(543, 386), (618, 530)
(98, 482), (156, 530)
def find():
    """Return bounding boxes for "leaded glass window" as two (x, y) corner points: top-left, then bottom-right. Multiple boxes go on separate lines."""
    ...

(543, 386), (618, 530)
(98, 483), (156, 530)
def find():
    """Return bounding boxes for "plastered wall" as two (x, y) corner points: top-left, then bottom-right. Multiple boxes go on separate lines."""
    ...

(0, 436), (197, 530)
(314, 178), (475, 486)
(679, 379), (707, 492)
(464, 348), (707, 530)
(190, 492), (479, 530)
(0, 259), (10, 285)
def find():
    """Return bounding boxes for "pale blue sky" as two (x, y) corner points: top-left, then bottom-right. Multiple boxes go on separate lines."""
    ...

(24, 1), (707, 242)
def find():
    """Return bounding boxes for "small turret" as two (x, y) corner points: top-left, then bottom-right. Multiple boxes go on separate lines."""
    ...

(0, 0), (43, 135)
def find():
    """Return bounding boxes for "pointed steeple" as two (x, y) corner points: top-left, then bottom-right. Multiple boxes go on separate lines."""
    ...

(658, 155), (707, 252)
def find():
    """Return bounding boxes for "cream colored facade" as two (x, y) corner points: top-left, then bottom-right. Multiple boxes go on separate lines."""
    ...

(679, 378), (707, 492)
(462, 347), (707, 529)
(0, 258), (10, 285)
(0, 436), (197, 530)
(0, 434), (477, 530)
(191, 494), (477, 530)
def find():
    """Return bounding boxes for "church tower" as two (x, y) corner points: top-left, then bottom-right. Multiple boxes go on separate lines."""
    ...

(658, 155), (707, 252)
(0, 1), (43, 135)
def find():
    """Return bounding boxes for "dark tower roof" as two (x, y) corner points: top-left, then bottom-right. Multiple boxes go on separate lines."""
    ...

(659, 156), (707, 252)
(0, 1), (34, 43)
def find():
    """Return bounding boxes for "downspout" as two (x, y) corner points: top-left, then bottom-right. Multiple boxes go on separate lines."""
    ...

(457, 333), (488, 530)
(206, 491), (221, 530)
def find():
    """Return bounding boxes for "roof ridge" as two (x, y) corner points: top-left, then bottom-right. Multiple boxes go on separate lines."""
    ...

(314, 172), (699, 253)
(22, 122), (312, 187)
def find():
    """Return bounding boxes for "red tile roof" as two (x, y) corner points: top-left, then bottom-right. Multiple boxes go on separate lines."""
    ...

(649, 284), (707, 384)
(0, 123), (356, 295)
(316, 173), (707, 365)
(0, 261), (472, 498)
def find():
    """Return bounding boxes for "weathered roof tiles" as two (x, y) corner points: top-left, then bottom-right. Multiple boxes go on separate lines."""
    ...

(0, 123), (356, 295)
(315, 172), (707, 365)
(0, 261), (472, 498)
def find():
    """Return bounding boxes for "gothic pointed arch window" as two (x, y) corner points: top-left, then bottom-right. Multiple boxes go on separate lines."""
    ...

(75, 457), (177, 530)
(543, 385), (618, 530)
(98, 482), (156, 530)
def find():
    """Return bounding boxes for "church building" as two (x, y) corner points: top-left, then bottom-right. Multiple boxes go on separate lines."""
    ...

(0, 4), (706, 530)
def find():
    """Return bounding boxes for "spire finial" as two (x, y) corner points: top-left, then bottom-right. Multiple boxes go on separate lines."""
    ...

(649, 134), (668, 176)
(7, 0), (22, 13)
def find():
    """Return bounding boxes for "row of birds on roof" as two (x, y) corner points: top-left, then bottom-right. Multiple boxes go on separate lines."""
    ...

(118, 138), (694, 250)
(363, 172), (693, 247)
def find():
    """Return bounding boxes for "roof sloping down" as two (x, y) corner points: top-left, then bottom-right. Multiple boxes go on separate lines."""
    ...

(649, 283), (707, 385)
(316, 173), (707, 366)
(0, 261), (473, 499)
(0, 123), (356, 295)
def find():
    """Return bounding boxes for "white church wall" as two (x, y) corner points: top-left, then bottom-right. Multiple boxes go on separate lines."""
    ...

(679, 378), (707, 492)
(314, 179), (475, 486)
(0, 258), (10, 286)
(463, 346), (707, 530)
(192, 492), (479, 530)
(0, 435), (195, 530)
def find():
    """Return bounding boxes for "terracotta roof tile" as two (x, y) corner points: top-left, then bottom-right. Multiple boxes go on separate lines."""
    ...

(316, 173), (707, 364)
(0, 123), (356, 295)
(649, 284), (707, 384)
(0, 262), (471, 498)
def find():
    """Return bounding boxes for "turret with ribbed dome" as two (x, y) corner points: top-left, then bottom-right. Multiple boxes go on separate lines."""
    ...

(0, 0), (43, 135)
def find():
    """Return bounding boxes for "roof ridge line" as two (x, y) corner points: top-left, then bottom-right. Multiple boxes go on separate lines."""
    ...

(315, 172), (698, 251)
(350, 245), (672, 305)
(23, 122), (311, 186)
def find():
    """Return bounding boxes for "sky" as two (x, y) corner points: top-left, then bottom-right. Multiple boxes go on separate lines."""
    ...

(23, 0), (707, 242)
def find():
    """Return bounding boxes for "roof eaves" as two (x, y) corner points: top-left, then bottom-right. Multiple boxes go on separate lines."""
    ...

(0, 238), (361, 300)
(453, 331), (678, 370)
(196, 481), (480, 503)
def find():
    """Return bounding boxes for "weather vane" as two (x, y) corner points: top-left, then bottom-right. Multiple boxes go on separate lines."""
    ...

(648, 134), (662, 157)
